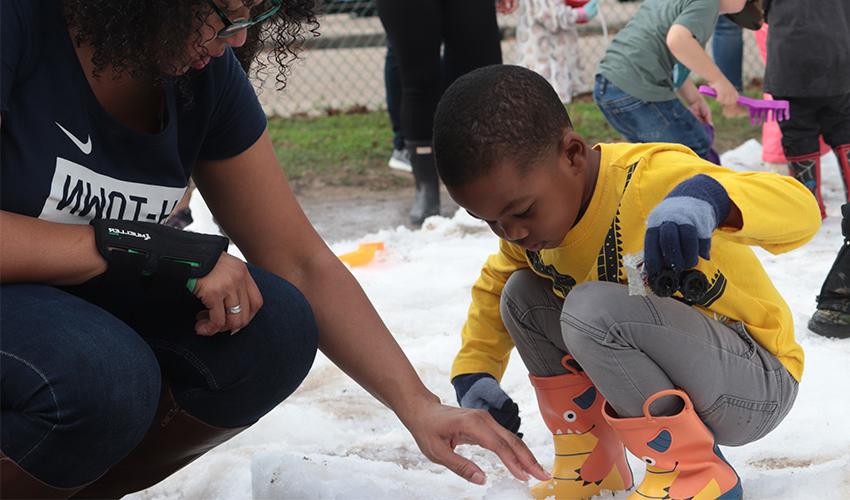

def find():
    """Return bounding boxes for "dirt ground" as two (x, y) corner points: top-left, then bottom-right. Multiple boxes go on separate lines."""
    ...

(294, 182), (459, 243)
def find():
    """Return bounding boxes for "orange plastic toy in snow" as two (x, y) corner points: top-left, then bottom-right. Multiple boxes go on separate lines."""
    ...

(338, 242), (384, 267)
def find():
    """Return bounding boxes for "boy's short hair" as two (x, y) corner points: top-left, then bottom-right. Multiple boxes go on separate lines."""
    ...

(434, 64), (572, 188)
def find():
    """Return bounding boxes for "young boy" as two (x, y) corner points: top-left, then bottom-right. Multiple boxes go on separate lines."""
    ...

(435, 65), (821, 500)
(593, 0), (762, 162)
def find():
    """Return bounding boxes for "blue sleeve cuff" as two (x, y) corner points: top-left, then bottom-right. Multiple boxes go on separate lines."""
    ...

(668, 174), (731, 225)
(451, 372), (494, 402)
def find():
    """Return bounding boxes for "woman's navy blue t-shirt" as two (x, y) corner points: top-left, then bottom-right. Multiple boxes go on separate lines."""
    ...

(0, 0), (267, 224)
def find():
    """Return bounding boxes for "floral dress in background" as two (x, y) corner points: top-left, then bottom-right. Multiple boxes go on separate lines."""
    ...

(515, 0), (586, 103)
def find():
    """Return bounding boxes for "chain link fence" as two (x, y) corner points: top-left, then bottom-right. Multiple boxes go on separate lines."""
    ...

(255, 0), (766, 117)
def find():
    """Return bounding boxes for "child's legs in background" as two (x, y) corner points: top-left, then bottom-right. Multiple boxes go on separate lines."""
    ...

(821, 92), (850, 201)
(817, 92), (850, 151)
(754, 25), (830, 166)
(593, 75), (712, 161)
(561, 281), (798, 447)
(775, 96), (838, 212)
(712, 16), (743, 91)
(775, 96), (830, 159)
(500, 270), (569, 377)
(759, 97), (830, 166)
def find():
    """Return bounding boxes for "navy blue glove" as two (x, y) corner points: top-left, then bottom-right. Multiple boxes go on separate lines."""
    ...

(452, 373), (522, 437)
(644, 174), (731, 280)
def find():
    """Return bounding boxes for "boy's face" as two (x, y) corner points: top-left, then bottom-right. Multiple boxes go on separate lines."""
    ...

(448, 133), (592, 251)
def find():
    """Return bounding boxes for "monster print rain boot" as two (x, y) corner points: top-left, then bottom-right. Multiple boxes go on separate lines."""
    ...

(529, 356), (633, 499)
(604, 389), (742, 500)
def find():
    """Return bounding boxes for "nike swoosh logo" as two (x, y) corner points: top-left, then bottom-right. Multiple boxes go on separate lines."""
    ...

(56, 122), (92, 155)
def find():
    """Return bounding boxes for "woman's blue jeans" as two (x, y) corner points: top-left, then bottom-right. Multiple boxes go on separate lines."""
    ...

(0, 265), (318, 488)
(593, 74), (712, 161)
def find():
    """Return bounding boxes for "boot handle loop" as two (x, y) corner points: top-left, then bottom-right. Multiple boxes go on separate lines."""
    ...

(560, 355), (582, 375)
(642, 389), (691, 421)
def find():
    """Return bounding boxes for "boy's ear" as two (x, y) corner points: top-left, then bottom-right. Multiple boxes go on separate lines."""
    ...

(561, 129), (588, 173)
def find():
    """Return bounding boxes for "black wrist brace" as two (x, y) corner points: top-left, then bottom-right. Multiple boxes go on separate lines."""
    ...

(91, 219), (229, 288)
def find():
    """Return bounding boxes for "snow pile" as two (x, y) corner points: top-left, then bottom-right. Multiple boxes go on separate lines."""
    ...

(135, 144), (850, 499)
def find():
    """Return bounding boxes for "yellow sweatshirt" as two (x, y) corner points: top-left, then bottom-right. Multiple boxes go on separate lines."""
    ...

(451, 143), (822, 383)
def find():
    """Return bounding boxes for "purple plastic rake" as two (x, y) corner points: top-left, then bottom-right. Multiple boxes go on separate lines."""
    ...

(698, 85), (790, 125)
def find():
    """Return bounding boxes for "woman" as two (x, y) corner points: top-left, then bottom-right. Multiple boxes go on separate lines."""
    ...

(0, 1), (548, 497)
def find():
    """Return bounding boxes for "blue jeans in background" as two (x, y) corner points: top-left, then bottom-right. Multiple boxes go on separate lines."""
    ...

(712, 16), (744, 91)
(0, 265), (318, 488)
(593, 74), (712, 161)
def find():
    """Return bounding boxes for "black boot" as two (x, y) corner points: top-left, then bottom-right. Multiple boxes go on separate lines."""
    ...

(809, 203), (850, 338)
(407, 140), (440, 226)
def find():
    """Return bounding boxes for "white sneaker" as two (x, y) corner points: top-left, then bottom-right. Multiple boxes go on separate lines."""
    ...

(388, 148), (412, 173)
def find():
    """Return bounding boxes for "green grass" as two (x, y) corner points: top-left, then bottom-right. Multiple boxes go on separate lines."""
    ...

(267, 89), (763, 190)
(268, 111), (404, 190)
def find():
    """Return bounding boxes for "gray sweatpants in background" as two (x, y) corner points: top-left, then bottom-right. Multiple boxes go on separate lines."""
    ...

(500, 269), (798, 446)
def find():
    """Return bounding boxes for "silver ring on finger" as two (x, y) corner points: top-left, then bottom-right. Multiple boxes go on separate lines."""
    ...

(226, 304), (242, 315)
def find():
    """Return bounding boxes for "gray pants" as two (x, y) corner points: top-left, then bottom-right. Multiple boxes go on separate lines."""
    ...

(500, 270), (798, 446)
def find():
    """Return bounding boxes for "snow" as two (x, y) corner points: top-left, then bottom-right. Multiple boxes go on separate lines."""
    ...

(134, 143), (850, 499)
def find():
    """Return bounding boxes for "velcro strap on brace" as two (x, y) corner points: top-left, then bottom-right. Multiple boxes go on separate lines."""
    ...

(92, 219), (229, 283)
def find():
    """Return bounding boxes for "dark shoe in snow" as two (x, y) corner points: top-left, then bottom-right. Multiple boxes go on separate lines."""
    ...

(808, 309), (850, 339)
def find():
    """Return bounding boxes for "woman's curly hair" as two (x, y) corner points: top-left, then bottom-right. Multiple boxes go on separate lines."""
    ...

(62, 0), (319, 88)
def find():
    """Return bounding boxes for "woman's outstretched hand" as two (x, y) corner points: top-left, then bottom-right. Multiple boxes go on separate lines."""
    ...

(192, 252), (263, 336)
(403, 400), (550, 485)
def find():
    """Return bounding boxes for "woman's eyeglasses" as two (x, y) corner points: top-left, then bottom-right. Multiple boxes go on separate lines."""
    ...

(206, 0), (282, 39)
